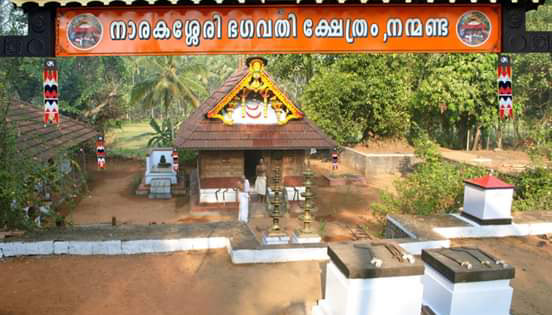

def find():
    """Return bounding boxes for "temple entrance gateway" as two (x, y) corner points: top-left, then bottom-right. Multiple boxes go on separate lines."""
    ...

(2, 1), (551, 57)
(244, 150), (262, 183)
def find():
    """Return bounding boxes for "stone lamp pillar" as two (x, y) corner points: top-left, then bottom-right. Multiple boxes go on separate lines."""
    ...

(263, 166), (290, 245)
(313, 242), (425, 315)
(291, 165), (321, 244)
(421, 247), (515, 315)
(462, 175), (514, 225)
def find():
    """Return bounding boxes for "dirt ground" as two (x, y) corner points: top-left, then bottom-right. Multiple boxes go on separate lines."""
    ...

(440, 148), (532, 174)
(247, 176), (394, 242)
(1, 237), (550, 315)
(0, 250), (322, 315)
(352, 139), (532, 174)
(68, 158), (393, 241)
(66, 159), (229, 225)
(452, 236), (552, 315)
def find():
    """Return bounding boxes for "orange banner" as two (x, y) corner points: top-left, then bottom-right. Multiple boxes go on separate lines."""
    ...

(56, 5), (501, 56)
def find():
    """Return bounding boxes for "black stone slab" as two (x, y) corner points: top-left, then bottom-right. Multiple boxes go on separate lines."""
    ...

(327, 241), (424, 279)
(461, 212), (512, 226)
(422, 248), (515, 283)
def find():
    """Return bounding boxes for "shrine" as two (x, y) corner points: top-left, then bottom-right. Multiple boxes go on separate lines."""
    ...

(175, 57), (336, 204)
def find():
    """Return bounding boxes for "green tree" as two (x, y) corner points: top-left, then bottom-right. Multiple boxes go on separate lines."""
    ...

(201, 55), (239, 95)
(413, 54), (500, 150)
(130, 56), (206, 119)
(0, 0), (26, 35)
(511, 53), (552, 153)
(267, 54), (338, 100)
(301, 55), (412, 145)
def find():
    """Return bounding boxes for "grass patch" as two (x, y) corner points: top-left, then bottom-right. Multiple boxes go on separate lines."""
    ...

(105, 121), (154, 158)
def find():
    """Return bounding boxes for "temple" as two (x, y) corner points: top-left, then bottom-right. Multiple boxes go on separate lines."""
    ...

(176, 57), (336, 204)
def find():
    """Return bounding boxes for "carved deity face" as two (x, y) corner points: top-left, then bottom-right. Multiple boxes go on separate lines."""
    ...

(252, 60), (262, 72)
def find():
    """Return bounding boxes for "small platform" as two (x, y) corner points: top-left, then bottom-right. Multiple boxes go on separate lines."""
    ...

(291, 231), (321, 244)
(262, 233), (290, 245)
(136, 176), (186, 198)
(149, 179), (171, 199)
(386, 211), (552, 244)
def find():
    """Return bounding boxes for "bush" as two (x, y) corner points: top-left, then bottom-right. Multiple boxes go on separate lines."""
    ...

(512, 134), (552, 211)
(528, 142), (552, 168)
(177, 148), (198, 163)
(373, 137), (487, 216)
(1, 111), (61, 230)
(511, 167), (552, 212)
(374, 135), (552, 216)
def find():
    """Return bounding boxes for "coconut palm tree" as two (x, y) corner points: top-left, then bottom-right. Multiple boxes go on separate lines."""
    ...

(130, 56), (207, 120)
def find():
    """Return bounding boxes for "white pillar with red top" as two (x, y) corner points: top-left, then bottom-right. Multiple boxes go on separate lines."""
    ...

(462, 175), (514, 225)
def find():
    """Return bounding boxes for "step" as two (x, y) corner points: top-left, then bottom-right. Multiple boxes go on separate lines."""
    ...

(149, 178), (172, 199)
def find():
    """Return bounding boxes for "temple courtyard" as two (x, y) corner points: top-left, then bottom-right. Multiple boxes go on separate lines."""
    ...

(64, 157), (392, 242)
(0, 236), (550, 315)
(14, 155), (551, 315)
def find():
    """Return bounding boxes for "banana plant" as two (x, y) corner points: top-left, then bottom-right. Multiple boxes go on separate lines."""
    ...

(146, 118), (173, 147)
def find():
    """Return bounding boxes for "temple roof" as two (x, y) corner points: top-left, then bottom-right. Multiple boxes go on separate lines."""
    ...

(175, 61), (336, 150)
(2, 100), (97, 161)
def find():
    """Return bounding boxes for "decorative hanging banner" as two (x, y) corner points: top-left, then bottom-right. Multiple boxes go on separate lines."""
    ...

(43, 59), (59, 125)
(498, 55), (513, 120)
(96, 135), (106, 169)
(172, 149), (179, 172)
(56, 5), (501, 56)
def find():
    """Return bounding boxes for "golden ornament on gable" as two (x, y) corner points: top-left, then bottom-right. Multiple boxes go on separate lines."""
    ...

(207, 57), (304, 125)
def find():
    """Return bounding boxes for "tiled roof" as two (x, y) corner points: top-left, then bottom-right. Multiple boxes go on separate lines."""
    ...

(464, 175), (514, 189)
(3, 101), (97, 161)
(175, 66), (336, 150)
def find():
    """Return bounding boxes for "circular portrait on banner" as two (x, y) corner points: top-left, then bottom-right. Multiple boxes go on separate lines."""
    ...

(456, 11), (491, 47)
(67, 14), (103, 50)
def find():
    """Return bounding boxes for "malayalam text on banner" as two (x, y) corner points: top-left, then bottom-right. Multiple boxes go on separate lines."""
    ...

(56, 5), (501, 56)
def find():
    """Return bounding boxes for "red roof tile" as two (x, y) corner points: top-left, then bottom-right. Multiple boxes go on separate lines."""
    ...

(464, 175), (514, 189)
(3, 100), (97, 161)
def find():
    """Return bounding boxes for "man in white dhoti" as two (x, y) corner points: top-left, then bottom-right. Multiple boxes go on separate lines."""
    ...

(254, 158), (267, 202)
(238, 176), (250, 222)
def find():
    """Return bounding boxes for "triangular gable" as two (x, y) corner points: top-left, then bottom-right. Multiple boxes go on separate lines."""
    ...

(207, 57), (304, 125)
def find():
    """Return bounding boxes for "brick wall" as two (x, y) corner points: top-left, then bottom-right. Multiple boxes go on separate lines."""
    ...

(199, 151), (243, 179)
(283, 150), (305, 177)
(198, 150), (305, 181)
